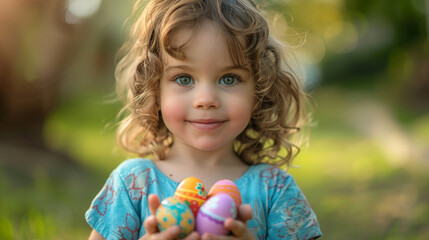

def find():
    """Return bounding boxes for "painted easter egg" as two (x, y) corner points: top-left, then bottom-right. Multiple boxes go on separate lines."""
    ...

(174, 177), (208, 217)
(196, 193), (237, 236)
(208, 179), (242, 207)
(156, 197), (195, 238)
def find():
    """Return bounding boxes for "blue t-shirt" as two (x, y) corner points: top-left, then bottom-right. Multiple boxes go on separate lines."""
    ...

(85, 158), (322, 239)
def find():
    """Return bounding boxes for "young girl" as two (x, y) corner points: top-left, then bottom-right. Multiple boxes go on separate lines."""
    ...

(86, 0), (321, 239)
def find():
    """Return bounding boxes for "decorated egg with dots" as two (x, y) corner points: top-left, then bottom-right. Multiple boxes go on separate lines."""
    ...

(196, 193), (237, 236)
(155, 197), (194, 238)
(208, 179), (242, 207)
(174, 177), (208, 217)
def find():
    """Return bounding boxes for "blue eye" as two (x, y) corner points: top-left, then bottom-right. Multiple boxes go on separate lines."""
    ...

(219, 75), (240, 86)
(175, 75), (194, 86)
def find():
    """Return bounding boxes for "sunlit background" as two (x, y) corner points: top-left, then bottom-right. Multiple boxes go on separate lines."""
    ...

(0, 0), (428, 239)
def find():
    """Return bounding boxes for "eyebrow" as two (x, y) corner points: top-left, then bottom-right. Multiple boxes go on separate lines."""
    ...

(164, 65), (193, 73)
(164, 64), (250, 73)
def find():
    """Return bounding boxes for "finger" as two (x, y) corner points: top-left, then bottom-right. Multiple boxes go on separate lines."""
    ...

(183, 231), (200, 240)
(143, 215), (158, 234)
(153, 225), (182, 240)
(201, 233), (232, 240)
(224, 218), (246, 237)
(237, 204), (252, 222)
(148, 194), (161, 215)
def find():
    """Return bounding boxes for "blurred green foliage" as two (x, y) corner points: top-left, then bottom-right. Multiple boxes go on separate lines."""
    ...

(1, 0), (428, 239)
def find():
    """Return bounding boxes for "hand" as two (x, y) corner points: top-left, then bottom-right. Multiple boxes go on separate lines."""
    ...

(139, 194), (200, 240)
(200, 204), (256, 240)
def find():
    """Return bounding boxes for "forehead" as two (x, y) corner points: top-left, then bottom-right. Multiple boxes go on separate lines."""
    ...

(162, 19), (248, 67)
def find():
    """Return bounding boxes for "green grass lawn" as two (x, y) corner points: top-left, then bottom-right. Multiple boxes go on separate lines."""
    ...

(1, 88), (428, 239)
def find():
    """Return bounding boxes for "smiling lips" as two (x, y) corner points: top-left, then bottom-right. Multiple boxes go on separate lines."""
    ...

(187, 119), (226, 130)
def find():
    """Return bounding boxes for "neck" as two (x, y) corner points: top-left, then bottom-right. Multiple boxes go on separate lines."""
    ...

(165, 141), (241, 168)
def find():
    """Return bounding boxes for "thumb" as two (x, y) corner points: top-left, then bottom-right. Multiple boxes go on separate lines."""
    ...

(237, 204), (252, 223)
(148, 194), (161, 215)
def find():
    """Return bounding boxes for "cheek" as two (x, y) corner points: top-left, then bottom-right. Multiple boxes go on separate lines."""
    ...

(228, 97), (253, 125)
(160, 97), (186, 124)
(159, 83), (185, 123)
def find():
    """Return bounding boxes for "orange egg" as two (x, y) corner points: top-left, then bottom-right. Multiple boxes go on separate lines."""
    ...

(208, 179), (242, 207)
(174, 177), (208, 217)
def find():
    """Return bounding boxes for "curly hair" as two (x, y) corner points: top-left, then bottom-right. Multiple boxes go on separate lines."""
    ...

(115, 0), (311, 168)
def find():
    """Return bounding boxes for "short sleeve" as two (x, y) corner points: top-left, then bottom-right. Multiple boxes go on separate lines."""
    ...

(267, 172), (322, 240)
(85, 170), (141, 240)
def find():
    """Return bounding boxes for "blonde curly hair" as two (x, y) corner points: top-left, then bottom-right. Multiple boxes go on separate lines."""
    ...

(115, 0), (311, 168)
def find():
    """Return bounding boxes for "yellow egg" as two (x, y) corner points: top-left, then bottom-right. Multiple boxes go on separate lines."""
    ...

(174, 177), (208, 217)
(156, 197), (194, 238)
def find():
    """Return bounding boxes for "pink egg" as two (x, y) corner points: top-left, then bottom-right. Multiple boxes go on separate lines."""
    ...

(208, 179), (242, 207)
(196, 193), (237, 236)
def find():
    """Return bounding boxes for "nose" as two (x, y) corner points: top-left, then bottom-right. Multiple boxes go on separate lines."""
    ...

(193, 84), (220, 110)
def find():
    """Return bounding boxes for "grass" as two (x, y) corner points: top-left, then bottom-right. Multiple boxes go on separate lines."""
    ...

(1, 87), (428, 239)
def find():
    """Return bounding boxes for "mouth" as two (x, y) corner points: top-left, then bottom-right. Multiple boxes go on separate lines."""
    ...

(187, 119), (226, 130)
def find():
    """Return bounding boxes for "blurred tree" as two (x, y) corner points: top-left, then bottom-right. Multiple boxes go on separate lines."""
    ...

(0, 0), (83, 165)
(322, 0), (428, 112)
(268, 0), (428, 113)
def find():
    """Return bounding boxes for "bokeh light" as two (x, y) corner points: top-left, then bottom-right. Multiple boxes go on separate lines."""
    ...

(296, 33), (326, 64)
(324, 20), (358, 54)
(66, 0), (102, 23)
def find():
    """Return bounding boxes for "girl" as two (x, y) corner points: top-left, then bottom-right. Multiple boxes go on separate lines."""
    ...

(86, 0), (321, 239)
